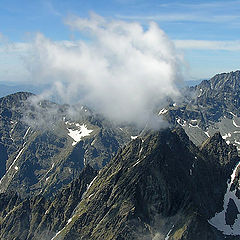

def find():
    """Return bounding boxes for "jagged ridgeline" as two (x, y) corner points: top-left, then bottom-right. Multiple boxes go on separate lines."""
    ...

(1, 70), (240, 239)
(162, 70), (240, 148)
(0, 128), (239, 239)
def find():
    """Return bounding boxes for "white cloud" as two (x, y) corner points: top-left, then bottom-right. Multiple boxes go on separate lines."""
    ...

(8, 13), (184, 128)
(174, 40), (240, 51)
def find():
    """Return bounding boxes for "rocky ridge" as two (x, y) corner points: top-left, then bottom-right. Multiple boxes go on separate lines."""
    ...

(0, 128), (239, 239)
(161, 70), (240, 149)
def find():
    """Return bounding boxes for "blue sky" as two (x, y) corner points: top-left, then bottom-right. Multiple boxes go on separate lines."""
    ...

(0, 0), (240, 82)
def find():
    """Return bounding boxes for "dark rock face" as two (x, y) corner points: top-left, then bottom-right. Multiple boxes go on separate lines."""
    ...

(0, 143), (7, 178)
(0, 165), (97, 240)
(0, 128), (236, 239)
(50, 129), (238, 240)
(225, 198), (239, 227)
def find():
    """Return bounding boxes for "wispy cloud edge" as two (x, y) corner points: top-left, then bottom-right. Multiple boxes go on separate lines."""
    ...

(174, 40), (240, 51)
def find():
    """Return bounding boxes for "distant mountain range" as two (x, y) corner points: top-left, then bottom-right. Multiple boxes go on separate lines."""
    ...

(1, 71), (240, 239)
(0, 79), (204, 99)
(0, 83), (49, 98)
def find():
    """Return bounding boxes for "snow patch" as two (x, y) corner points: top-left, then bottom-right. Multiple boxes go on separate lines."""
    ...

(165, 225), (174, 240)
(189, 123), (200, 128)
(10, 121), (17, 135)
(222, 133), (231, 140)
(235, 140), (240, 145)
(198, 88), (203, 97)
(44, 209), (50, 215)
(67, 217), (72, 224)
(132, 145), (144, 167)
(67, 124), (93, 146)
(230, 112), (237, 117)
(233, 120), (240, 128)
(23, 127), (31, 139)
(51, 216), (74, 239)
(6, 147), (25, 172)
(91, 138), (97, 146)
(81, 175), (98, 200)
(131, 136), (138, 140)
(158, 108), (168, 115)
(176, 118), (186, 127)
(132, 159), (141, 167)
(88, 193), (94, 199)
(51, 230), (62, 240)
(39, 163), (55, 183)
(204, 131), (210, 138)
(139, 147), (143, 155)
(0, 143), (27, 184)
(208, 162), (240, 235)
(88, 176), (97, 190)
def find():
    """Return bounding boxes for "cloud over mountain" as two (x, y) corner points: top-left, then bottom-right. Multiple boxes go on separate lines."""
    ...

(27, 13), (183, 127)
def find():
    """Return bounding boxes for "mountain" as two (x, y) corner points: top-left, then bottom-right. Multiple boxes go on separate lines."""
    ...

(0, 128), (239, 239)
(1, 70), (240, 239)
(161, 70), (240, 149)
(0, 92), (138, 197)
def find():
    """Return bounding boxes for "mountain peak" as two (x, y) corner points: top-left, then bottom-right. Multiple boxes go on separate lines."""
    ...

(210, 70), (240, 91)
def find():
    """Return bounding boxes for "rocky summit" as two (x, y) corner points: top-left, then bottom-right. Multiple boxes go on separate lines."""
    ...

(162, 70), (240, 149)
(1, 70), (240, 239)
